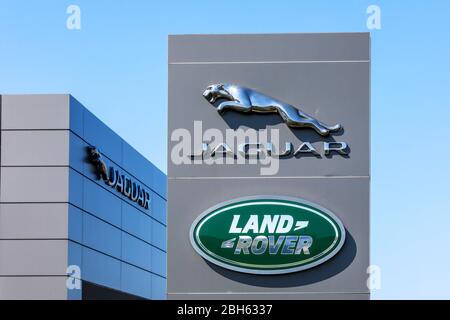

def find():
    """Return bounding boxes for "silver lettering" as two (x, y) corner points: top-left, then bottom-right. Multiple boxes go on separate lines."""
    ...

(251, 236), (268, 255)
(234, 236), (252, 255)
(107, 167), (117, 186)
(268, 235), (285, 255)
(238, 143), (263, 158)
(294, 142), (320, 157)
(123, 176), (132, 197)
(143, 191), (150, 209)
(131, 182), (138, 201)
(266, 142), (292, 157)
(260, 215), (280, 233)
(229, 215), (242, 233)
(295, 236), (313, 255)
(324, 141), (348, 155)
(115, 174), (124, 193)
(281, 236), (298, 255)
(137, 186), (145, 207)
(211, 143), (234, 157)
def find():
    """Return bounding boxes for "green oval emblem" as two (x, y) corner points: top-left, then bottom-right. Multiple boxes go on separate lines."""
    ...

(190, 196), (346, 274)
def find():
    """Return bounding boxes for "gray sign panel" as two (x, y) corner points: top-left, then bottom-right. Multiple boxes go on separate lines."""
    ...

(168, 33), (370, 299)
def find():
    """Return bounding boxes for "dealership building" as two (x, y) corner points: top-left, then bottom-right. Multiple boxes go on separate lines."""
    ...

(0, 95), (167, 299)
(0, 32), (369, 301)
(168, 33), (370, 299)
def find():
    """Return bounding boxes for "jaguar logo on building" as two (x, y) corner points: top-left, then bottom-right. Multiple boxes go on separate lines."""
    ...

(203, 83), (342, 136)
(190, 196), (345, 274)
(87, 147), (150, 209)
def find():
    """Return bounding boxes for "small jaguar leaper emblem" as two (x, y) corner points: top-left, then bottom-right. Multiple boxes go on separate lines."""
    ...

(87, 146), (108, 180)
(202, 83), (342, 136)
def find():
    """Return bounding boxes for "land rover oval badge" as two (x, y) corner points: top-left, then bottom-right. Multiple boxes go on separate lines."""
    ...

(190, 196), (346, 274)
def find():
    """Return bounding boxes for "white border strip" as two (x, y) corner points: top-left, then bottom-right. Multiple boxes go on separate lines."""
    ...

(169, 291), (369, 295)
(170, 176), (369, 180)
(170, 60), (369, 65)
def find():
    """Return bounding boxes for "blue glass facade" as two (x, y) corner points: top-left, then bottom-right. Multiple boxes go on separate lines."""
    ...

(67, 96), (167, 300)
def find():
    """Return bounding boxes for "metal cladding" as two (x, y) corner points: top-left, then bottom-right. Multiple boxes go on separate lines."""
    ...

(168, 33), (370, 300)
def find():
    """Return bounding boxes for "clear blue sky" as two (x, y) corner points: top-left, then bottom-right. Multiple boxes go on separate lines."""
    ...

(1, 0), (449, 299)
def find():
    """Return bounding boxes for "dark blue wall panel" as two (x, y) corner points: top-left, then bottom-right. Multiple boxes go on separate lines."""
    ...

(68, 97), (167, 300)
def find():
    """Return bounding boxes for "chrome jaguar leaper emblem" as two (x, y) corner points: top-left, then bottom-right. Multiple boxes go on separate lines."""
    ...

(202, 83), (342, 136)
